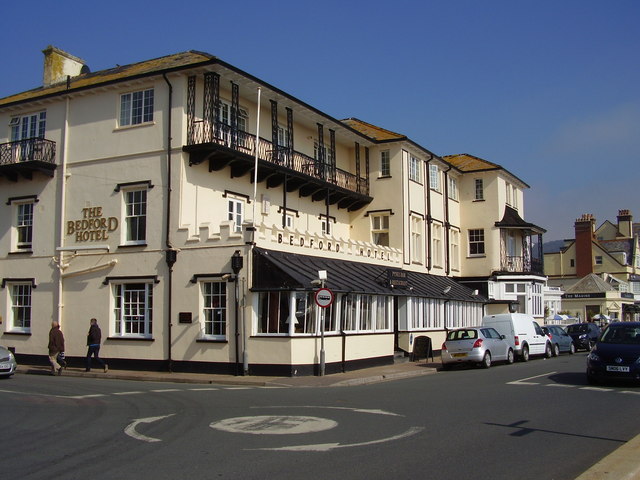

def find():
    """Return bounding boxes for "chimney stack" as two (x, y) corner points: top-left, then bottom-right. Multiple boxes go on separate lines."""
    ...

(574, 214), (595, 277)
(42, 46), (87, 87)
(617, 209), (633, 238)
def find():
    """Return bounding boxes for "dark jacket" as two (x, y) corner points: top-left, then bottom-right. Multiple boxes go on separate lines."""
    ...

(48, 326), (65, 355)
(87, 324), (102, 346)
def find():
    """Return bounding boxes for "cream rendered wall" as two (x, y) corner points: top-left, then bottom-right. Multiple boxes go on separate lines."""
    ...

(458, 171), (502, 277)
(349, 144), (404, 249)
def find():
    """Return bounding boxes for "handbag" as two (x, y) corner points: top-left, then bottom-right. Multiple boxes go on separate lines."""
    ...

(57, 352), (67, 368)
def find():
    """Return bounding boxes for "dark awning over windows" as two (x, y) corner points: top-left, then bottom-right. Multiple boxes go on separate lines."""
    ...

(252, 248), (485, 303)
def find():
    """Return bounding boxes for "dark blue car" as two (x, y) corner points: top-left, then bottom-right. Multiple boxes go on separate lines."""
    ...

(587, 322), (640, 384)
(543, 325), (576, 355)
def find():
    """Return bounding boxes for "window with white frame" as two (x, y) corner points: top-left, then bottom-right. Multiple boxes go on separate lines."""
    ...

(201, 281), (227, 339)
(220, 101), (248, 132)
(448, 176), (458, 201)
(285, 213), (294, 229)
(293, 291), (317, 334)
(228, 198), (244, 233)
(409, 156), (421, 183)
(257, 291), (290, 334)
(120, 89), (154, 127)
(429, 164), (440, 191)
(10, 111), (46, 141)
(341, 294), (391, 333)
(112, 282), (153, 337)
(505, 182), (512, 206)
(12, 201), (34, 251)
(432, 223), (443, 267)
(320, 215), (332, 235)
(512, 185), (518, 208)
(475, 178), (484, 200)
(409, 297), (444, 330)
(411, 215), (423, 263)
(450, 230), (460, 271)
(8, 283), (32, 332)
(371, 214), (390, 246)
(469, 229), (485, 256)
(380, 150), (391, 177)
(277, 125), (290, 148)
(123, 188), (147, 244)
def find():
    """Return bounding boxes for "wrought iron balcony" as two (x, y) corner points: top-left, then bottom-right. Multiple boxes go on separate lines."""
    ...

(500, 255), (544, 275)
(0, 138), (57, 181)
(184, 121), (371, 211)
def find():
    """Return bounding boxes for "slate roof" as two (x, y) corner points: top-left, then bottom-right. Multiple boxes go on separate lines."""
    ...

(444, 153), (529, 188)
(495, 206), (546, 234)
(252, 247), (485, 302)
(565, 273), (616, 294)
(0, 51), (216, 107)
(340, 118), (406, 142)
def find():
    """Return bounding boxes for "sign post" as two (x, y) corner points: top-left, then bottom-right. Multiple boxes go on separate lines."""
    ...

(313, 271), (331, 376)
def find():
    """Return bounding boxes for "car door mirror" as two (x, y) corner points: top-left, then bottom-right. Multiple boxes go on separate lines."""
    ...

(500, 335), (506, 340)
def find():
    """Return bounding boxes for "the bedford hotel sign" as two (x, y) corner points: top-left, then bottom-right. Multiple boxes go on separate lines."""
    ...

(67, 207), (118, 242)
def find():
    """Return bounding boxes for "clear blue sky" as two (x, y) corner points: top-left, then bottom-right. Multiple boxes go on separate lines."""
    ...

(2, 0), (638, 241)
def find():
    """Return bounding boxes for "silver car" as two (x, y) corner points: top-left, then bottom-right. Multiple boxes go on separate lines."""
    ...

(441, 327), (514, 369)
(0, 346), (17, 377)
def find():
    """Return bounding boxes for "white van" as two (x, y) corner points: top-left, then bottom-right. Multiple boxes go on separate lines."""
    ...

(481, 313), (552, 361)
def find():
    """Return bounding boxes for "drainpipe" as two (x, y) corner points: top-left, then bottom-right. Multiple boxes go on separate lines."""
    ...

(56, 95), (71, 328)
(443, 164), (452, 276)
(425, 156), (433, 271)
(163, 73), (176, 372)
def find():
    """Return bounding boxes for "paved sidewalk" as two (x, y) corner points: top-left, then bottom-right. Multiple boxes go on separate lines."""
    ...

(17, 358), (439, 387)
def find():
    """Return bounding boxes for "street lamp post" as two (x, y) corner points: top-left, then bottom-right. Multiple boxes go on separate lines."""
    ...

(312, 270), (329, 376)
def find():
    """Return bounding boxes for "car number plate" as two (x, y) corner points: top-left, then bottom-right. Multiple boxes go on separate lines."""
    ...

(606, 365), (630, 372)
(0, 363), (11, 369)
(452, 353), (467, 358)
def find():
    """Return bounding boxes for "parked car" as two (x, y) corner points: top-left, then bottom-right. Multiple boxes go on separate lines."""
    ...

(482, 313), (552, 361)
(566, 322), (601, 351)
(543, 325), (576, 355)
(0, 346), (17, 378)
(441, 327), (514, 369)
(587, 322), (640, 384)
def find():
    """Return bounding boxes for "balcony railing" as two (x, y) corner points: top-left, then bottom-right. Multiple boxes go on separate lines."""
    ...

(187, 121), (368, 196)
(0, 138), (57, 166)
(500, 255), (544, 275)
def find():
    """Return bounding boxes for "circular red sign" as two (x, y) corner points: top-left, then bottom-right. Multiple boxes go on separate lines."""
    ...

(314, 288), (334, 308)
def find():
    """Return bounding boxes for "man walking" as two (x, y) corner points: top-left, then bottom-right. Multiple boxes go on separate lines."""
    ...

(48, 321), (65, 376)
(86, 318), (108, 373)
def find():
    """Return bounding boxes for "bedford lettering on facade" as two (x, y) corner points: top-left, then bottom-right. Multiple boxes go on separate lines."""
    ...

(66, 207), (118, 242)
(276, 233), (343, 255)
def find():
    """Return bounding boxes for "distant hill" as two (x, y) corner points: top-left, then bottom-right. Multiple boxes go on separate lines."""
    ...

(532, 239), (567, 259)
(542, 240), (566, 254)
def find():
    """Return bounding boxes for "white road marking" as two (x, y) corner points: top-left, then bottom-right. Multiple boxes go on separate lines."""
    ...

(507, 372), (557, 385)
(256, 405), (403, 417)
(113, 391), (144, 396)
(68, 394), (107, 399)
(189, 387), (218, 391)
(620, 391), (640, 395)
(151, 389), (181, 393)
(580, 387), (612, 392)
(255, 426), (424, 451)
(211, 415), (338, 435)
(124, 414), (175, 443)
(545, 384), (575, 388)
(223, 387), (253, 390)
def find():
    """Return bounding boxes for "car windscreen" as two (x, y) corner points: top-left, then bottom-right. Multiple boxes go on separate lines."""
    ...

(447, 329), (478, 341)
(600, 326), (640, 344)
(566, 324), (588, 334)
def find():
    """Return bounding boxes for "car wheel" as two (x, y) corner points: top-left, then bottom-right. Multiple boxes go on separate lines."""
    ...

(506, 349), (514, 365)
(521, 346), (530, 362)
(481, 352), (491, 369)
(544, 343), (552, 359)
(553, 343), (560, 357)
(569, 343), (576, 355)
